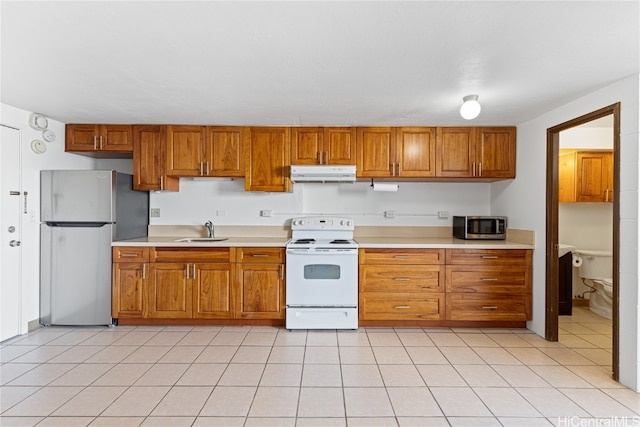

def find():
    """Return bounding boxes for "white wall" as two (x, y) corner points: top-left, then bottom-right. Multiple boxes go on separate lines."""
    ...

(149, 179), (491, 227)
(1, 103), (95, 332)
(491, 74), (640, 390)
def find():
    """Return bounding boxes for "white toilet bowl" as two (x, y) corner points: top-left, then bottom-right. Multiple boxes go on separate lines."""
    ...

(576, 249), (613, 319)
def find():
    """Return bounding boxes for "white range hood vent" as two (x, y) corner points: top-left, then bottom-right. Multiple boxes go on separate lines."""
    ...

(290, 165), (356, 183)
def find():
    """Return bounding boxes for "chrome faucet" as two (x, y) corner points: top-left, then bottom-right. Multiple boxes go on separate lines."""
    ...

(204, 220), (214, 238)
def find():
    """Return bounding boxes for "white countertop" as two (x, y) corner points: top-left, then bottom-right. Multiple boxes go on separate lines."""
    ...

(114, 235), (533, 249)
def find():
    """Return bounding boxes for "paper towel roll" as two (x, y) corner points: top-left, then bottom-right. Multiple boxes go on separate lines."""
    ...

(572, 253), (583, 267)
(372, 183), (399, 192)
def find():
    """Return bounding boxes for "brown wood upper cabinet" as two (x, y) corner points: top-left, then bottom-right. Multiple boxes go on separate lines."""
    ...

(559, 149), (613, 202)
(165, 125), (244, 178)
(66, 124), (133, 153)
(436, 127), (516, 179)
(291, 127), (356, 165)
(132, 125), (179, 191)
(245, 127), (291, 192)
(356, 127), (437, 178)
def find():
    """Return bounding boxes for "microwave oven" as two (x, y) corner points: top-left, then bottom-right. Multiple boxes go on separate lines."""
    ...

(453, 216), (507, 240)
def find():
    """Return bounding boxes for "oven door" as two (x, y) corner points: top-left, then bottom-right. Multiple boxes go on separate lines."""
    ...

(285, 248), (358, 306)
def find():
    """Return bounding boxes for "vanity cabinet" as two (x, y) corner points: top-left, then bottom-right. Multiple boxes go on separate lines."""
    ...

(235, 247), (285, 320)
(245, 127), (291, 192)
(559, 149), (613, 203)
(291, 127), (356, 165)
(112, 247), (149, 319)
(445, 249), (532, 321)
(359, 249), (446, 320)
(66, 124), (133, 154)
(436, 127), (516, 179)
(132, 125), (179, 191)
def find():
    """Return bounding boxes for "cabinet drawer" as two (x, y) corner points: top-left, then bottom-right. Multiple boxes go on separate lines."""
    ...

(447, 293), (531, 321)
(151, 247), (232, 263)
(360, 293), (445, 320)
(445, 249), (531, 266)
(445, 265), (530, 293)
(360, 265), (444, 293)
(236, 247), (284, 263)
(359, 248), (444, 265)
(113, 247), (149, 262)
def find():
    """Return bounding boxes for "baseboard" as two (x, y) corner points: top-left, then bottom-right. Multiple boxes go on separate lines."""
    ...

(28, 319), (42, 332)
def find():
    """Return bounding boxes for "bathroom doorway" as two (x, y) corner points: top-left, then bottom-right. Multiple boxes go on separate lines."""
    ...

(545, 103), (620, 380)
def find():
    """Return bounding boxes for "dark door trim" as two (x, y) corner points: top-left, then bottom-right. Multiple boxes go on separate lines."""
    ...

(545, 102), (620, 380)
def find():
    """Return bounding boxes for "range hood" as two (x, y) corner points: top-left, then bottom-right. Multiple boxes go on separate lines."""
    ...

(290, 165), (356, 183)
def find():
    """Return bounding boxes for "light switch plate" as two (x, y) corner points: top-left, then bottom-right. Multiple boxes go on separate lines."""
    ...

(150, 208), (161, 218)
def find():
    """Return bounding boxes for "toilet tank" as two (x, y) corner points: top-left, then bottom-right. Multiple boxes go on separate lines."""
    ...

(577, 250), (612, 280)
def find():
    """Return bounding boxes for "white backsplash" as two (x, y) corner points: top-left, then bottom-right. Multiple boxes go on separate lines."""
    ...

(148, 178), (492, 227)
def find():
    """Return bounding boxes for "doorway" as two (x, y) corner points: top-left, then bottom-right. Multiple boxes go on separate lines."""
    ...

(545, 103), (620, 380)
(1, 124), (23, 341)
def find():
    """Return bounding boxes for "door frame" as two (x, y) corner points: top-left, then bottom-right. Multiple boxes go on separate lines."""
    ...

(545, 103), (620, 380)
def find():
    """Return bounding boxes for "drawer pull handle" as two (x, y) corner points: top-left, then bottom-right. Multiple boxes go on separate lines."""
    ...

(120, 253), (139, 257)
(481, 278), (498, 281)
(394, 256), (411, 259)
(482, 256), (498, 259)
(482, 306), (498, 310)
(394, 277), (411, 281)
(252, 254), (269, 258)
(394, 306), (411, 309)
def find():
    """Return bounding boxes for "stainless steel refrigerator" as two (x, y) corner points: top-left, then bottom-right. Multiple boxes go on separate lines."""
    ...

(40, 170), (149, 326)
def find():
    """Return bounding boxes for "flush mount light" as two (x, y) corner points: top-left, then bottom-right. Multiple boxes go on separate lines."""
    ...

(460, 94), (481, 120)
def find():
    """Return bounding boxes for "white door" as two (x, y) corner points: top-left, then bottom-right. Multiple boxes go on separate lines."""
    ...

(1, 125), (22, 341)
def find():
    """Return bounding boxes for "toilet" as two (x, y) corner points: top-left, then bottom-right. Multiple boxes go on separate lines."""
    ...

(576, 249), (613, 319)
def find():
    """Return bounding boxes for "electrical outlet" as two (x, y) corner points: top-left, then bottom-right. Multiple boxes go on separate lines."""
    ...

(260, 210), (273, 217)
(384, 211), (396, 218)
(438, 211), (449, 219)
(150, 208), (161, 218)
(216, 209), (227, 217)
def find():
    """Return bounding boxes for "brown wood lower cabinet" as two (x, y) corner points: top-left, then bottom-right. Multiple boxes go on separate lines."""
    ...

(112, 246), (284, 325)
(359, 249), (446, 321)
(359, 247), (532, 327)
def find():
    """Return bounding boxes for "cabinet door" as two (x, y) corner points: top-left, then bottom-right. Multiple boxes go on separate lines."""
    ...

(101, 125), (133, 152)
(148, 263), (192, 318)
(133, 125), (179, 191)
(558, 150), (577, 202)
(193, 263), (234, 319)
(324, 127), (356, 165)
(576, 151), (613, 202)
(292, 127), (323, 165)
(112, 262), (146, 318)
(65, 124), (100, 151)
(436, 127), (475, 177)
(356, 127), (395, 177)
(236, 263), (285, 319)
(396, 127), (436, 177)
(475, 127), (516, 178)
(166, 125), (206, 177)
(204, 127), (245, 177)
(245, 127), (291, 192)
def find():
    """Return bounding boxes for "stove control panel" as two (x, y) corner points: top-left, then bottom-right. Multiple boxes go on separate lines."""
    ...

(291, 217), (354, 231)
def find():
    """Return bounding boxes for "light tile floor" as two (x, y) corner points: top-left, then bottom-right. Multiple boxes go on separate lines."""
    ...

(1, 309), (637, 427)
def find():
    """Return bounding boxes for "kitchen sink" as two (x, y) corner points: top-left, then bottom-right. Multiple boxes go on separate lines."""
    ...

(174, 237), (229, 242)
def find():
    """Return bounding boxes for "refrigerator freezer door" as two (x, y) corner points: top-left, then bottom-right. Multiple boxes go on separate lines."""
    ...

(40, 223), (113, 325)
(41, 170), (115, 223)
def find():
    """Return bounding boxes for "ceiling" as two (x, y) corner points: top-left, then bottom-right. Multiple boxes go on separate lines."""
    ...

(1, 1), (638, 127)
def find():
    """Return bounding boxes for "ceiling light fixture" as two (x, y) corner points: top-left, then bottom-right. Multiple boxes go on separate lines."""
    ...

(460, 94), (481, 120)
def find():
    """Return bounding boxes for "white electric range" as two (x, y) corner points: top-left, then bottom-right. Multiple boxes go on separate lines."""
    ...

(285, 217), (358, 330)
